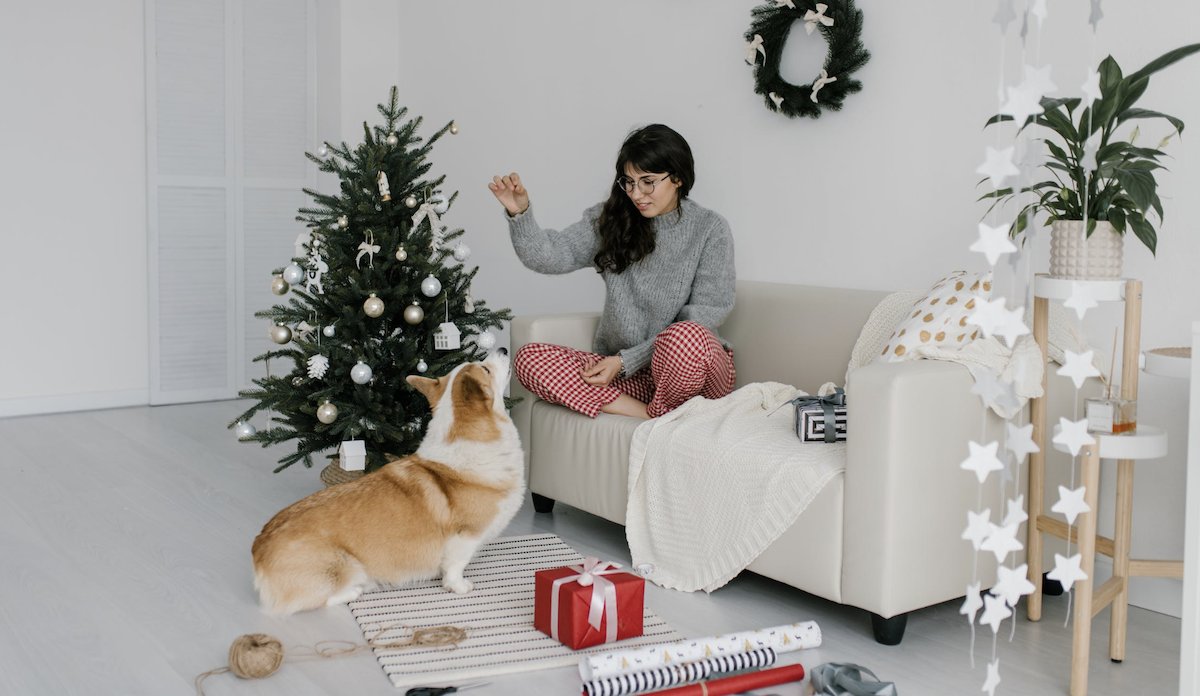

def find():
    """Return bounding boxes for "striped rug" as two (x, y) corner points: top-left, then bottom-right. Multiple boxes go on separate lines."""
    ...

(349, 534), (681, 689)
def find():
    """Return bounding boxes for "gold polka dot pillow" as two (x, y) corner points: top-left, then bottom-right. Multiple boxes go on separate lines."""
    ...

(876, 270), (992, 363)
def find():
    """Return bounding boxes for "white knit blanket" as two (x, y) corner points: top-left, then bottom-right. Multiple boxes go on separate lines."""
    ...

(626, 382), (845, 593)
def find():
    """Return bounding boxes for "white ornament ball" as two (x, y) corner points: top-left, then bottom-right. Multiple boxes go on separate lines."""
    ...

(395, 246), (408, 262)
(404, 302), (424, 325)
(452, 243), (470, 262)
(317, 144), (329, 157)
(364, 293), (384, 318)
(386, 132), (399, 146)
(316, 401), (338, 424)
(449, 124), (459, 135)
(270, 324), (292, 345)
(234, 421), (256, 439)
(351, 361), (373, 385)
(416, 359), (428, 373)
(476, 331), (496, 350)
(322, 324), (335, 338)
(271, 276), (289, 295)
(420, 275), (442, 297)
(283, 263), (306, 285)
(431, 194), (449, 215)
(337, 215), (349, 228)
(404, 195), (418, 209)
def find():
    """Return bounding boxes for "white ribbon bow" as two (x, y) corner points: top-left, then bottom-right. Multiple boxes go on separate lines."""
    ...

(804, 3), (834, 34)
(774, 0), (796, 8)
(550, 557), (625, 644)
(810, 69), (837, 103)
(410, 202), (441, 231)
(769, 92), (785, 109)
(356, 232), (380, 269)
(745, 34), (765, 65)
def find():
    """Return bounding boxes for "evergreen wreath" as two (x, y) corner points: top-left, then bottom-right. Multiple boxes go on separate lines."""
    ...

(744, 0), (870, 119)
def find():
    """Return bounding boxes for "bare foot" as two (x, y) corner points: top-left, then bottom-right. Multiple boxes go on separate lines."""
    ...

(600, 394), (650, 419)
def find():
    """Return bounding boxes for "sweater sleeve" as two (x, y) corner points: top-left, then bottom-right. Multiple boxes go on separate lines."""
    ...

(675, 214), (737, 332)
(506, 202), (603, 275)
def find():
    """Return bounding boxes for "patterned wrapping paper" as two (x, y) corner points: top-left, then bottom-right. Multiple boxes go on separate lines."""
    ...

(578, 621), (820, 681)
(583, 648), (777, 696)
(797, 404), (847, 442)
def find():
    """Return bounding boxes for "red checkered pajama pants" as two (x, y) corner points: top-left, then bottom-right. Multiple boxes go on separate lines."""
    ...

(514, 321), (736, 419)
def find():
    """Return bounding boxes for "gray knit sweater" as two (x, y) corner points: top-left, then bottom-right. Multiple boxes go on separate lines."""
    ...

(507, 198), (736, 375)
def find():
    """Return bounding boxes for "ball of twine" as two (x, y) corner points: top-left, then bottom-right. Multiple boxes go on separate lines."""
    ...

(227, 633), (285, 679)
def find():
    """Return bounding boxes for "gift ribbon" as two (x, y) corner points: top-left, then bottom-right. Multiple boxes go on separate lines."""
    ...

(809, 662), (897, 696)
(550, 557), (624, 645)
(789, 387), (846, 443)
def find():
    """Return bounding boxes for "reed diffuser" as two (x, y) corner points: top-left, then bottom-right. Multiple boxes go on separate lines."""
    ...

(1084, 328), (1138, 435)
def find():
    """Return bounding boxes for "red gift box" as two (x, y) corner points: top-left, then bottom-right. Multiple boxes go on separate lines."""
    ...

(533, 558), (645, 650)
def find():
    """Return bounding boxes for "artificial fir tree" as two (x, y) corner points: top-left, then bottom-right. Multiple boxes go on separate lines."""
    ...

(230, 87), (511, 473)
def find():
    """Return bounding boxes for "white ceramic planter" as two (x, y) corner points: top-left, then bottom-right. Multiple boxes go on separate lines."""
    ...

(1049, 220), (1124, 280)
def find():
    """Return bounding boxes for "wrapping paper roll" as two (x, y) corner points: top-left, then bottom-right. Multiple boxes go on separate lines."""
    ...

(582, 648), (777, 696)
(640, 663), (806, 696)
(579, 621), (819, 681)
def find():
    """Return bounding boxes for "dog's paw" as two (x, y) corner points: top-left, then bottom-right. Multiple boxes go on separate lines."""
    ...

(326, 585), (364, 606)
(443, 577), (473, 594)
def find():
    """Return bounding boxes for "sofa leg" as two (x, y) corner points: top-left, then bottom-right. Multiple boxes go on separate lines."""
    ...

(871, 612), (908, 646)
(531, 493), (556, 514)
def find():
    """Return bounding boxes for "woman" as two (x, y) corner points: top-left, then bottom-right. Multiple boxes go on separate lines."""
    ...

(489, 124), (735, 420)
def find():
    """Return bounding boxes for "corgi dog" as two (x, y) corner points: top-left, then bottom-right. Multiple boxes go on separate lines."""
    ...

(251, 349), (525, 615)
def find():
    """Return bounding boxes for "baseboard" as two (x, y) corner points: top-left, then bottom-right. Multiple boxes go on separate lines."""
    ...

(0, 388), (150, 419)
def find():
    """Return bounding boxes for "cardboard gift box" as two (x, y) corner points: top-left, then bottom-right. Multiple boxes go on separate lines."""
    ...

(533, 559), (644, 650)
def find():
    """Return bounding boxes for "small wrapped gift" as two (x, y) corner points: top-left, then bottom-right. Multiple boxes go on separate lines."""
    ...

(792, 385), (847, 443)
(534, 557), (644, 650)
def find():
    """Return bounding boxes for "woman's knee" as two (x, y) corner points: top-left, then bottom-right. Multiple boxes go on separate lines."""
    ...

(654, 322), (713, 353)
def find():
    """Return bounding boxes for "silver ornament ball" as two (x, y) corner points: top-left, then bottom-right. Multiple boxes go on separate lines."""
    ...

(363, 293), (385, 318)
(395, 246), (408, 262)
(431, 195), (449, 215)
(476, 331), (496, 350)
(322, 324), (335, 338)
(283, 263), (306, 285)
(350, 361), (373, 385)
(420, 275), (442, 297)
(453, 243), (471, 262)
(386, 132), (399, 146)
(404, 302), (424, 325)
(404, 195), (418, 209)
(270, 324), (292, 345)
(316, 402), (338, 424)
(416, 359), (428, 373)
(234, 421), (256, 439)
(337, 215), (349, 228)
(271, 276), (289, 295)
(317, 144), (329, 157)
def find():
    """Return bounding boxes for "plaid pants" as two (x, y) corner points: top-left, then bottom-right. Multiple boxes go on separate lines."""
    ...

(514, 321), (735, 419)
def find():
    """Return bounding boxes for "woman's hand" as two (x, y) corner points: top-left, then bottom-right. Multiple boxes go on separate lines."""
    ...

(488, 173), (530, 216)
(581, 355), (623, 387)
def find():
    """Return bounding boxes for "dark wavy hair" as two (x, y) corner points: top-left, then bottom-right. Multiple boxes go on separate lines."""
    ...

(594, 124), (695, 274)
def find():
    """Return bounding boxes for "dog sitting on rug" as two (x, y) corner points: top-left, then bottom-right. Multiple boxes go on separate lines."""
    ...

(252, 349), (525, 615)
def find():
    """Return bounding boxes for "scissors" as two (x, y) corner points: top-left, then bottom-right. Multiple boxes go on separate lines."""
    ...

(405, 681), (490, 696)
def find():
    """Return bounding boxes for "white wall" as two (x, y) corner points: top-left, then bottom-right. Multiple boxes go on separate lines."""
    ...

(369, 1), (1199, 616)
(0, 1), (149, 416)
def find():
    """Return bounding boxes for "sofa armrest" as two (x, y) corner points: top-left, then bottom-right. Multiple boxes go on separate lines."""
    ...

(841, 360), (1004, 618)
(509, 312), (602, 479)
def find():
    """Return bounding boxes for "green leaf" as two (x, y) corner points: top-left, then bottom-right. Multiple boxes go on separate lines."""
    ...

(1098, 56), (1124, 96)
(1124, 43), (1200, 85)
(1086, 218), (1097, 237)
(1118, 108), (1186, 135)
(1113, 76), (1150, 121)
(1127, 211), (1158, 255)
(1044, 140), (1072, 164)
(1113, 166), (1156, 213)
(1107, 206), (1127, 233)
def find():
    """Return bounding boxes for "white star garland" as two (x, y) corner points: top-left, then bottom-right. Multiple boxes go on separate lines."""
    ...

(976, 148), (1021, 191)
(1057, 349), (1102, 389)
(991, 563), (1037, 608)
(1052, 485), (1091, 526)
(979, 593), (1013, 633)
(983, 658), (1002, 696)
(1002, 494), (1029, 528)
(1081, 69), (1102, 104)
(961, 581), (984, 623)
(1006, 422), (1039, 464)
(970, 222), (1018, 265)
(1021, 64), (1057, 100)
(963, 508), (993, 550)
(993, 304), (1031, 348)
(1064, 281), (1099, 320)
(980, 521), (1024, 563)
(1053, 417), (1096, 457)
(1048, 552), (1088, 592)
(967, 296), (1010, 338)
(961, 441), (1005, 484)
(1000, 84), (1044, 126)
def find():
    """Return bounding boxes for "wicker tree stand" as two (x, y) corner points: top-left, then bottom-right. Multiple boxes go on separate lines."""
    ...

(320, 461), (366, 487)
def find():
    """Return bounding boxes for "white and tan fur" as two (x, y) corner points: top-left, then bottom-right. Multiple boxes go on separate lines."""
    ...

(251, 350), (525, 615)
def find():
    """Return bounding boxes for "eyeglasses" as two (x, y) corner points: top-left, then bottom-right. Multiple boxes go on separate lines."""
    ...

(616, 174), (671, 195)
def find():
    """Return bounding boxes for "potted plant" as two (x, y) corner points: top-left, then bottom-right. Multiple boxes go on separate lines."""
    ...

(982, 44), (1200, 280)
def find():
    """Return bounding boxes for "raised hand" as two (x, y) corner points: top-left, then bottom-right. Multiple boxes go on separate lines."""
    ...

(488, 172), (530, 216)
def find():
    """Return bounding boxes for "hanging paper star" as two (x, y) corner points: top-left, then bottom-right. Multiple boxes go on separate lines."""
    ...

(961, 582), (984, 623)
(1017, 139), (1045, 186)
(969, 369), (1005, 409)
(981, 521), (1024, 563)
(979, 594), (1013, 633)
(1021, 64), (1057, 100)
(963, 508), (993, 550)
(1002, 494), (1029, 528)
(991, 563), (1037, 607)
(1053, 417), (1096, 457)
(1058, 349), (1102, 389)
(992, 0), (1017, 33)
(976, 148), (1021, 191)
(1030, 0), (1048, 28)
(1064, 281), (1099, 320)
(804, 3), (834, 34)
(769, 92), (784, 109)
(967, 295), (1009, 338)
(1082, 70), (1102, 104)
(982, 658), (1002, 696)
(1052, 485), (1091, 526)
(1048, 552), (1088, 593)
(994, 304), (1031, 348)
(1001, 84), (1044, 126)
(1006, 422), (1040, 464)
(745, 34), (766, 65)
(1088, 0), (1104, 31)
(1081, 133), (1101, 173)
(961, 441), (1005, 484)
(994, 377), (1022, 414)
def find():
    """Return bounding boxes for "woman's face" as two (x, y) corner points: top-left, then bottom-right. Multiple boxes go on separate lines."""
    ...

(622, 164), (680, 218)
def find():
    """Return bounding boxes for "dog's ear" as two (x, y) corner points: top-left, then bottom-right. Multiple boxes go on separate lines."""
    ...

(407, 375), (446, 408)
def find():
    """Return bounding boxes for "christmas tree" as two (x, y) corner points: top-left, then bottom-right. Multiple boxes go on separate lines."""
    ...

(230, 87), (512, 473)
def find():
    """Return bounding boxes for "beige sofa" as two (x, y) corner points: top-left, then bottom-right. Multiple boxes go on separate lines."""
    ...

(510, 280), (1083, 644)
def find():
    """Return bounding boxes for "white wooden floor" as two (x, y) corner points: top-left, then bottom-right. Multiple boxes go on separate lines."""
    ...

(0, 401), (1181, 696)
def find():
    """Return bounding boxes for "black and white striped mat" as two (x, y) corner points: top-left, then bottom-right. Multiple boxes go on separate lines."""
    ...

(349, 534), (681, 689)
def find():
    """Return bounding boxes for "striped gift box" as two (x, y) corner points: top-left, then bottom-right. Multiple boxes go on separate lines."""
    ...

(796, 404), (847, 443)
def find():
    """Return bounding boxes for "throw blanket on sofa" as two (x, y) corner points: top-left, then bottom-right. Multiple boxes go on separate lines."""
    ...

(626, 382), (845, 593)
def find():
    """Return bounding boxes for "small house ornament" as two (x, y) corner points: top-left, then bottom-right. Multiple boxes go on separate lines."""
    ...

(338, 440), (367, 472)
(434, 322), (462, 350)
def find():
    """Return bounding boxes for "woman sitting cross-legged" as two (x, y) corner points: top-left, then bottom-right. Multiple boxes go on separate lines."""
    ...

(489, 124), (736, 420)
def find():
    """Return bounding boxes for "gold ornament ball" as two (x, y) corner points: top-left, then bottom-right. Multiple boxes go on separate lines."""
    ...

(404, 302), (424, 325)
(404, 195), (418, 209)
(316, 402), (338, 424)
(270, 276), (289, 295)
(363, 293), (385, 318)
(395, 246), (408, 262)
(386, 132), (399, 146)
(449, 124), (459, 135)
(337, 215), (349, 228)
(270, 324), (292, 345)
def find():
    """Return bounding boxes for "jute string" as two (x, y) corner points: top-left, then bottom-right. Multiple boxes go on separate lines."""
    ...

(194, 624), (466, 695)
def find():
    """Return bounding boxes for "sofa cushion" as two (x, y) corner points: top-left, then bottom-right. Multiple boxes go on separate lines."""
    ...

(876, 270), (992, 363)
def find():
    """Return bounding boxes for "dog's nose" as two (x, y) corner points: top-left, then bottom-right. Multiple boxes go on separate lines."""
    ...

(497, 347), (508, 356)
